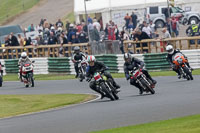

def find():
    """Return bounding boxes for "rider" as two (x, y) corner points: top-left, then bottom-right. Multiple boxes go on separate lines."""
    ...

(72, 46), (87, 78)
(86, 55), (120, 99)
(123, 53), (157, 95)
(18, 52), (32, 81)
(166, 45), (193, 79)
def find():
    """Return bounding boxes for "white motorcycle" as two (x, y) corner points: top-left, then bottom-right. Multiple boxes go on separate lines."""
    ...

(21, 61), (35, 87)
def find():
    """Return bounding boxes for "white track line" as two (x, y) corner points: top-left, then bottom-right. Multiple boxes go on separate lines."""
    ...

(0, 93), (101, 120)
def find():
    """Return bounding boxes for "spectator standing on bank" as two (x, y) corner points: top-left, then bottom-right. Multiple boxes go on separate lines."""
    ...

(66, 20), (70, 32)
(171, 16), (179, 37)
(88, 16), (93, 24)
(124, 13), (131, 29)
(131, 12), (138, 30)
(78, 30), (88, 43)
(56, 19), (64, 28)
(28, 24), (35, 32)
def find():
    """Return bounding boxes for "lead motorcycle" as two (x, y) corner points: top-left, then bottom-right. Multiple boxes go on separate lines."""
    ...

(172, 53), (193, 80)
(21, 61), (35, 87)
(88, 71), (119, 101)
(130, 67), (155, 94)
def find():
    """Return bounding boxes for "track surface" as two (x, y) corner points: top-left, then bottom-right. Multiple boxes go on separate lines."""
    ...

(0, 76), (200, 133)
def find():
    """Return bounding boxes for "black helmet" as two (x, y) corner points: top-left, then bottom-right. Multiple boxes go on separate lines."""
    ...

(124, 53), (132, 63)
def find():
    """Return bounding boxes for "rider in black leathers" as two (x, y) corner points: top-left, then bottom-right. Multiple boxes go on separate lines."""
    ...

(72, 46), (87, 78)
(123, 53), (157, 94)
(86, 55), (120, 99)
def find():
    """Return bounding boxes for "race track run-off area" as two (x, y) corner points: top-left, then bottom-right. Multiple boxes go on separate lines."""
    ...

(0, 76), (200, 133)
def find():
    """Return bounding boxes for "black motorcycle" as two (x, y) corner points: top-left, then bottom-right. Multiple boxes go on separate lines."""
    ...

(88, 72), (119, 101)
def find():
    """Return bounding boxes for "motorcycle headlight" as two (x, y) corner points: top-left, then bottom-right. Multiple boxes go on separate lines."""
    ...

(178, 58), (183, 64)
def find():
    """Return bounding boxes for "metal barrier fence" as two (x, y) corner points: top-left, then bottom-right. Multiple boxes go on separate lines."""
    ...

(0, 43), (91, 59)
(124, 36), (200, 54)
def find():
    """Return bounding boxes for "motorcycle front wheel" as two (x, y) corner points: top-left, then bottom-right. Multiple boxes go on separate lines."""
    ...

(140, 78), (155, 94)
(100, 82), (115, 101)
(183, 66), (193, 80)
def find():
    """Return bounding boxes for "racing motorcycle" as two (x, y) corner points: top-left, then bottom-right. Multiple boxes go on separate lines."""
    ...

(130, 67), (155, 94)
(172, 53), (193, 80)
(78, 59), (88, 82)
(21, 61), (35, 87)
(0, 63), (4, 87)
(88, 71), (119, 101)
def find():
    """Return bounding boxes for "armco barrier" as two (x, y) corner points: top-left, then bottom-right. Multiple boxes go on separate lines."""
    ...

(95, 55), (118, 73)
(117, 54), (144, 73)
(143, 53), (171, 71)
(0, 59), (6, 75)
(182, 49), (200, 69)
(5, 59), (19, 74)
(48, 58), (71, 73)
(31, 58), (48, 74)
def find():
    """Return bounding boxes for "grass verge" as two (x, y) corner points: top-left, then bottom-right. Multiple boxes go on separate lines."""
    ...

(91, 114), (200, 133)
(0, 94), (95, 118)
(3, 69), (200, 81)
(0, 0), (41, 25)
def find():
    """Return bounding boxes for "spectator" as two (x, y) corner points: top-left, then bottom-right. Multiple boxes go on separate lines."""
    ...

(76, 24), (83, 33)
(134, 29), (151, 53)
(171, 16), (179, 37)
(43, 19), (50, 28)
(131, 12), (138, 30)
(161, 28), (171, 39)
(142, 21), (152, 38)
(5, 35), (11, 47)
(165, 18), (172, 35)
(48, 32), (57, 44)
(40, 18), (44, 26)
(93, 19), (101, 32)
(69, 34), (79, 44)
(124, 13), (131, 29)
(92, 26), (100, 42)
(28, 24), (35, 32)
(56, 19), (64, 28)
(149, 20), (158, 39)
(115, 24), (120, 40)
(108, 24), (116, 41)
(88, 16), (93, 24)
(60, 33), (68, 44)
(82, 22), (88, 33)
(18, 34), (25, 46)
(10, 33), (19, 46)
(66, 20), (70, 32)
(78, 30), (88, 43)
(24, 37), (32, 46)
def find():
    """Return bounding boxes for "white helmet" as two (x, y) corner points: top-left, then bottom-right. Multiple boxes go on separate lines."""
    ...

(51, 26), (55, 30)
(21, 52), (27, 59)
(87, 55), (96, 62)
(191, 20), (196, 25)
(166, 45), (174, 55)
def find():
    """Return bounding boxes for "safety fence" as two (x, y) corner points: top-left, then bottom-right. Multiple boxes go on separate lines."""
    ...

(1, 49), (200, 75)
(143, 53), (170, 71)
(48, 58), (71, 74)
(124, 36), (200, 54)
(0, 43), (91, 59)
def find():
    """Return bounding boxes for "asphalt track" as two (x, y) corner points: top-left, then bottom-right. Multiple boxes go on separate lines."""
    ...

(0, 76), (200, 133)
